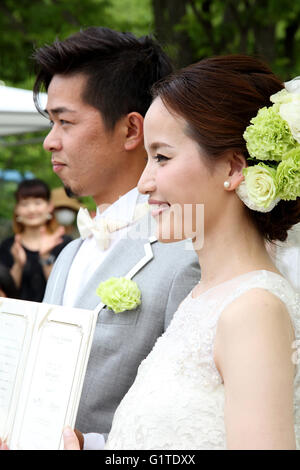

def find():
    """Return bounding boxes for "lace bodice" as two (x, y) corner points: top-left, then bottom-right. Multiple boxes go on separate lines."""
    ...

(105, 270), (300, 450)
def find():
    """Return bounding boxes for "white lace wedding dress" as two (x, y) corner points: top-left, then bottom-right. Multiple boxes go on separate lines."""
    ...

(105, 270), (300, 450)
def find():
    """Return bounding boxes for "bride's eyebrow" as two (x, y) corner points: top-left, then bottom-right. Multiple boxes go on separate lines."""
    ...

(149, 142), (174, 152)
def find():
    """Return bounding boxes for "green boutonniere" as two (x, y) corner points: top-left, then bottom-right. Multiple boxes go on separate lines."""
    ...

(96, 277), (141, 313)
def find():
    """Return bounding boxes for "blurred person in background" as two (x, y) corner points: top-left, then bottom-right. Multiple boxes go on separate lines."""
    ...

(51, 186), (81, 238)
(0, 263), (19, 298)
(0, 179), (72, 301)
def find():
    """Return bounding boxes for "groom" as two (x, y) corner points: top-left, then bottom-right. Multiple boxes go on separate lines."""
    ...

(33, 27), (200, 449)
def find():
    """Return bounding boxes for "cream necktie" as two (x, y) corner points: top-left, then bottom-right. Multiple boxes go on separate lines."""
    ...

(77, 203), (149, 250)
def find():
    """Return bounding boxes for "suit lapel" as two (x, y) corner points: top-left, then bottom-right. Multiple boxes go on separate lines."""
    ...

(75, 213), (157, 309)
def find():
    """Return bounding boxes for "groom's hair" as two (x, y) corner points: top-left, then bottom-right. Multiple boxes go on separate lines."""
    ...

(32, 27), (173, 130)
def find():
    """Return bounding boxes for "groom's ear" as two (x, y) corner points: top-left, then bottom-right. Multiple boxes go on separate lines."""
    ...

(226, 151), (247, 190)
(124, 112), (144, 151)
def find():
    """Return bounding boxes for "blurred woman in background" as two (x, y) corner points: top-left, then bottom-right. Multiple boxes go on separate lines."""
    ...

(0, 179), (72, 301)
(0, 263), (19, 298)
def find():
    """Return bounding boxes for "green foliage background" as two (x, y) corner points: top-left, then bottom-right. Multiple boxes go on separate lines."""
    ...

(0, 0), (300, 237)
(0, 0), (152, 234)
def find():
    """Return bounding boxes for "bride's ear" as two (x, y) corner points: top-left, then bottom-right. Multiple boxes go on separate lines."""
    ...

(225, 152), (247, 190)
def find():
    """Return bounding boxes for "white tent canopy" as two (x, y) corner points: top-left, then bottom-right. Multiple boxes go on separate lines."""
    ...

(0, 85), (49, 136)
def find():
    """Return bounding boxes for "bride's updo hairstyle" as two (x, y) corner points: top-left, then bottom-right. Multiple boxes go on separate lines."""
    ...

(151, 55), (300, 242)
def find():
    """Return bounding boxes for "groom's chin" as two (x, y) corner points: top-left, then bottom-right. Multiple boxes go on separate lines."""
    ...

(64, 185), (78, 198)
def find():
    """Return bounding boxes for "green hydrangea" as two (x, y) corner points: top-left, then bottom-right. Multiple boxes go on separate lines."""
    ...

(276, 148), (300, 200)
(243, 104), (296, 161)
(96, 277), (141, 313)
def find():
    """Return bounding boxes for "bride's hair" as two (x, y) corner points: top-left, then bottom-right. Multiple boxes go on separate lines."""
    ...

(151, 54), (300, 242)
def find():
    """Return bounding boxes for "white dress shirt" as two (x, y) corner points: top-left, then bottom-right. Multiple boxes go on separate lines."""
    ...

(63, 187), (148, 307)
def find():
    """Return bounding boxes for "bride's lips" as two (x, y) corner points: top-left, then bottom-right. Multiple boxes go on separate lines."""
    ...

(51, 160), (66, 173)
(148, 199), (170, 217)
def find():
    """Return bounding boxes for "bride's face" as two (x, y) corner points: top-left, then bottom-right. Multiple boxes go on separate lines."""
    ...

(138, 97), (227, 247)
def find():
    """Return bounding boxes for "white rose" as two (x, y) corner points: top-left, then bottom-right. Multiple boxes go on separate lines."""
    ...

(279, 97), (300, 144)
(270, 88), (292, 104)
(285, 77), (300, 94)
(236, 164), (280, 213)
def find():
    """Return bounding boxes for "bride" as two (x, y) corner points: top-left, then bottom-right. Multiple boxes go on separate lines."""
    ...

(64, 55), (300, 450)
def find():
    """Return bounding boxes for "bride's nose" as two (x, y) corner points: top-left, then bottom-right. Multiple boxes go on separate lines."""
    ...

(138, 162), (156, 195)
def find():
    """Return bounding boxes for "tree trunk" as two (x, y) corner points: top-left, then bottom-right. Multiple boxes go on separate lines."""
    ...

(151, 0), (194, 68)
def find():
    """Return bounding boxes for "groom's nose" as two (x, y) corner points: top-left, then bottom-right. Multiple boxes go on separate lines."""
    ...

(43, 125), (63, 153)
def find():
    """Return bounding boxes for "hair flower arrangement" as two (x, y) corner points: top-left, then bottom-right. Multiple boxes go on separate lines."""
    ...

(236, 77), (300, 212)
(96, 277), (141, 313)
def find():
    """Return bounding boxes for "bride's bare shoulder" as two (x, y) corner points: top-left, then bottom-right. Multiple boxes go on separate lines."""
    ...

(218, 287), (292, 331)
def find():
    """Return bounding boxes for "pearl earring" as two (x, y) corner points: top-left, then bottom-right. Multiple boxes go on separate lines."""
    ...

(223, 181), (230, 189)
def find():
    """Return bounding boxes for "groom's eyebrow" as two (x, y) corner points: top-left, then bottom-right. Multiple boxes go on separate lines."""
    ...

(44, 106), (77, 116)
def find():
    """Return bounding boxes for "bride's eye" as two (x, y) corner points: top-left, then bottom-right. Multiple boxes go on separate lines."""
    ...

(154, 154), (170, 163)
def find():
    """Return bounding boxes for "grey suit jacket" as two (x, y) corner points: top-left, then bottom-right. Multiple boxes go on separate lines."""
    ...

(43, 214), (200, 434)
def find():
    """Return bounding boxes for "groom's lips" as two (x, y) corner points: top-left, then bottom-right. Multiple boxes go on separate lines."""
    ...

(52, 159), (66, 173)
(148, 199), (170, 217)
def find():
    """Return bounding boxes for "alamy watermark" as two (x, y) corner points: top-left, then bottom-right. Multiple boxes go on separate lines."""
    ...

(112, 203), (205, 251)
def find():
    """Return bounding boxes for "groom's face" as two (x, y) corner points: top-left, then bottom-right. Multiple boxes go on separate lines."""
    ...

(43, 73), (127, 206)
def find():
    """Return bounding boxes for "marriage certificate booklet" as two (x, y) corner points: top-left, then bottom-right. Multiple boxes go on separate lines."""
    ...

(0, 296), (98, 450)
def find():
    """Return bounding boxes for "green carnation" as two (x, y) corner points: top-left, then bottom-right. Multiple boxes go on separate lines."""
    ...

(96, 277), (141, 313)
(243, 104), (296, 161)
(276, 148), (300, 200)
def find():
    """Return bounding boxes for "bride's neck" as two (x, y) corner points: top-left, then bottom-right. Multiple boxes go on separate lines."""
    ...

(193, 213), (278, 293)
